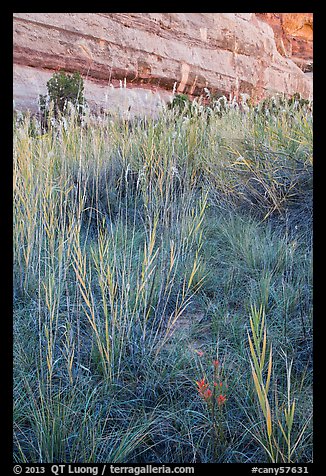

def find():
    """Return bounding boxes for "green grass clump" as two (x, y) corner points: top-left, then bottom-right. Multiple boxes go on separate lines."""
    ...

(13, 94), (312, 463)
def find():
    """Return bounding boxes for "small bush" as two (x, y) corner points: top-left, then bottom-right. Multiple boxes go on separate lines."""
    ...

(39, 70), (86, 130)
(168, 93), (193, 114)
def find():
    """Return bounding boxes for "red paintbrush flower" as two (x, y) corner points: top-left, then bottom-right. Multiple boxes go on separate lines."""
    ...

(203, 388), (213, 400)
(196, 377), (208, 390)
(196, 377), (212, 400)
(217, 394), (227, 406)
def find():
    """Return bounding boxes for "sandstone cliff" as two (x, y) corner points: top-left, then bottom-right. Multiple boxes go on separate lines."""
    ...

(257, 13), (313, 73)
(13, 13), (313, 116)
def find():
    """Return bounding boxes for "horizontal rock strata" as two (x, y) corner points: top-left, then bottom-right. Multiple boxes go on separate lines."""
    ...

(13, 13), (313, 115)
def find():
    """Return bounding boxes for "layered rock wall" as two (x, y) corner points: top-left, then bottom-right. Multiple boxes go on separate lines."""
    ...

(256, 13), (313, 73)
(13, 13), (313, 115)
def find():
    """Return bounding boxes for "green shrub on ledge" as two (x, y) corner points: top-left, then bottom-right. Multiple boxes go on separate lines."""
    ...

(39, 70), (86, 129)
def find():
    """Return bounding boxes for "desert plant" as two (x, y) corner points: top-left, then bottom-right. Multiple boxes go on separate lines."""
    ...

(247, 304), (311, 463)
(13, 93), (313, 463)
(39, 70), (86, 130)
(168, 93), (193, 115)
(195, 351), (228, 460)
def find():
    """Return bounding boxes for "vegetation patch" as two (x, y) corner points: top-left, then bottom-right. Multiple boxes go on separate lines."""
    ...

(13, 82), (313, 463)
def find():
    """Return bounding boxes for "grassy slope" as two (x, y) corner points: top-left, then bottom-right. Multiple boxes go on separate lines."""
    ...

(13, 97), (313, 463)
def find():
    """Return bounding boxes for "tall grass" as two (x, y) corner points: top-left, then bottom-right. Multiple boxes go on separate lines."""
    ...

(13, 96), (312, 463)
(247, 305), (312, 463)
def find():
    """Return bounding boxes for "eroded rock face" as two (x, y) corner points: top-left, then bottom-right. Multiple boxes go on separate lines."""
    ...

(256, 13), (313, 73)
(13, 13), (313, 115)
